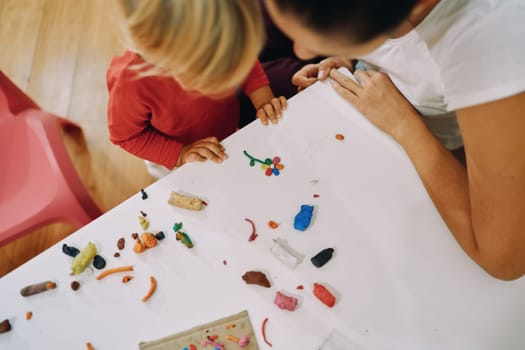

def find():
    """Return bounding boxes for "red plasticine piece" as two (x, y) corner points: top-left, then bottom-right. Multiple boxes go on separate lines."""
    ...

(189, 345), (197, 350)
(244, 218), (258, 242)
(313, 194), (320, 198)
(313, 283), (336, 308)
(262, 317), (273, 347)
(296, 285), (304, 290)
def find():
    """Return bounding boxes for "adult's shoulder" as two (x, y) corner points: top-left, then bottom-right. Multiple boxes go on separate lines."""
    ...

(421, 0), (525, 110)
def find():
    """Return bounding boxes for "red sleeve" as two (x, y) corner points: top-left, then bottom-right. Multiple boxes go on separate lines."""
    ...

(107, 73), (183, 170)
(241, 60), (270, 95)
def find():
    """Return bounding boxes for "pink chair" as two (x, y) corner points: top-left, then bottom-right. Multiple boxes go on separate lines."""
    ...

(0, 71), (102, 246)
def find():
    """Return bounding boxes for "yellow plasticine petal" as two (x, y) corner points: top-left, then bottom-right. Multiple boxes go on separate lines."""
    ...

(261, 164), (270, 170)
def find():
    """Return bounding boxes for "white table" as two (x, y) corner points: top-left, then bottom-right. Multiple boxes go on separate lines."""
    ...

(1, 76), (525, 350)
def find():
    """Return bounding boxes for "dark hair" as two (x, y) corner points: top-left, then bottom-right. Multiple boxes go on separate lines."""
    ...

(273, 0), (418, 43)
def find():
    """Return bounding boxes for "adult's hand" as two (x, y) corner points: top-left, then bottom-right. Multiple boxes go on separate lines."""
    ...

(176, 136), (228, 166)
(329, 68), (419, 140)
(292, 57), (354, 91)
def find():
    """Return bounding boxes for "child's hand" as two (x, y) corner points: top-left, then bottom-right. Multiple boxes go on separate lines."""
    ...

(176, 136), (228, 166)
(256, 96), (287, 125)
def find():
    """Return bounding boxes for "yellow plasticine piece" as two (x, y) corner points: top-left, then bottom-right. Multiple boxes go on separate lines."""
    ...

(71, 242), (97, 275)
(226, 335), (239, 343)
(139, 216), (149, 230)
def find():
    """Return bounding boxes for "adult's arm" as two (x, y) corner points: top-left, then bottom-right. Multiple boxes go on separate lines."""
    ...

(330, 68), (525, 280)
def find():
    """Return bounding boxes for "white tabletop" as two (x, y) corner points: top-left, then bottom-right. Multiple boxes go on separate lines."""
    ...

(1, 75), (525, 350)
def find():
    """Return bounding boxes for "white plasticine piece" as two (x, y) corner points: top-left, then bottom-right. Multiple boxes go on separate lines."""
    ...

(270, 238), (304, 269)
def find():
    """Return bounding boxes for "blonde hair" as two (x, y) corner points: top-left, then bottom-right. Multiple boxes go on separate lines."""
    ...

(117, 0), (264, 94)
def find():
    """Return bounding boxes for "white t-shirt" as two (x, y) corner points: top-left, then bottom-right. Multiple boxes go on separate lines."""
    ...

(358, 0), (525, 149)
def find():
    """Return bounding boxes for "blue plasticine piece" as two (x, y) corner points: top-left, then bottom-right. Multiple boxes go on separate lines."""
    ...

(294, 204), (314, 231)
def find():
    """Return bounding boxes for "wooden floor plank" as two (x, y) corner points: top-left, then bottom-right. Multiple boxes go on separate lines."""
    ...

(0, 0), (154, 277)
(25, 0), (88, 116)
(0, 0), (45, 90)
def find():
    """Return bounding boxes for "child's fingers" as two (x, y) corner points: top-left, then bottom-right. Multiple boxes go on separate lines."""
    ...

(191, 145), (225, 163)
(256, 108), (269, 125)
(271, 99), (282, 118)
(279, 96), (287, 109)
(182, 150), (206, 164)
(263, 104), (277, 124)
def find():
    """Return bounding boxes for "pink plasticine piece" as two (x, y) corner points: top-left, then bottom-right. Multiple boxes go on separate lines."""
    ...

(201, 340), (225, 350)
(274, 291), (298, 311)
(238, 335), (250, 347)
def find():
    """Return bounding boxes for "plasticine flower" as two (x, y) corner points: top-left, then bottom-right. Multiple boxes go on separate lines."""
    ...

(260, 156), (284, 176)
(243, 150), (284, 176)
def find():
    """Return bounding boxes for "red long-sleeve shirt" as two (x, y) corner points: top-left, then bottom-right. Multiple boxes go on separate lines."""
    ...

(107, 51), (269, 169)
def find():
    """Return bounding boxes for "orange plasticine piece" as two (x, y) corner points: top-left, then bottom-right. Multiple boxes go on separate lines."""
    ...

(313, 283), (336, 307)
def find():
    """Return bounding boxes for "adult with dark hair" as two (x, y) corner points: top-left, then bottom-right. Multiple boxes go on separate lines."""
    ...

(265, 0), (525, 280)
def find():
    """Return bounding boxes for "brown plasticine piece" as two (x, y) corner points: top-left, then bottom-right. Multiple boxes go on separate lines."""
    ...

(242, 271), (271, 288)
(0, 319), (11, 333)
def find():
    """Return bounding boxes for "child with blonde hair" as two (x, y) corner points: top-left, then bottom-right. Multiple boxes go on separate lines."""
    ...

(107, 0), (286, 178)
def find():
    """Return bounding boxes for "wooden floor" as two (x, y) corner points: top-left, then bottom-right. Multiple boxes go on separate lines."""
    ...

(0, 0), (155, 277)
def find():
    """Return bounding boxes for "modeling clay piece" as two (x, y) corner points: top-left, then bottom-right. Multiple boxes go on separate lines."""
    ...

(294, 205), (314, 231)
(268, 220), (279, 229)
(173, 222), (183, 232)
(117, 237), (125, 250)
(243, 150), (284, 176)
(71, 242), (97, 275)
(96, 265), (134, 280)
(242, 271), (271, 288)
(140, 210), (147, 217)
(311, 248), (334, 268)
(93, 255), (106, 269)
(313, 283), (336, 308)
(142, 232), (158, 248)
(244, 218), (258, 242)
(155, 231), (165, 240)
(140, 188), (148, 199)
(274, 291), (298, 311)
(226, 335), (239, 343)
(122, 275), (133, 283)
(238, 335), (250, 347)
(139, 216), (149, 230)
(176, 231), (194, 248)
(86, 342), (95, 350)
(20, 281), (57, 297)
(0, 319), (12, 333)
(335, 133), (345, 141)
(270, 238), (304, 268)
(168, 191), (204, 211)
(25, 311), (32, 320)
(134, 238), (146, 253)
(201, 340), (225, 349)
(71, 281), (80, 291)
(261, 317), (272, 347)
(62, 243), (80, 257)
(142, 276), (157, 302)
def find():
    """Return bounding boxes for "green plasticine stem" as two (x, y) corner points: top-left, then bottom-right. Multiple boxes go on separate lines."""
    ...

(243, 150), (265, 165)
